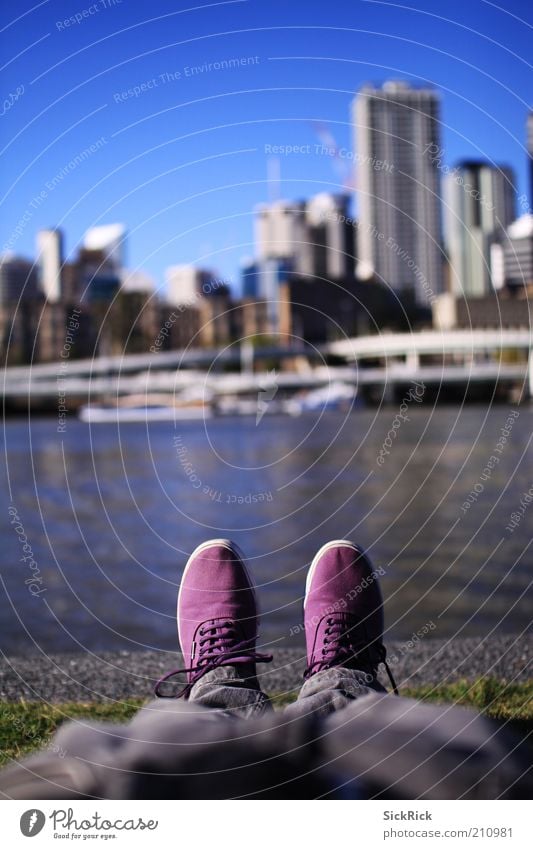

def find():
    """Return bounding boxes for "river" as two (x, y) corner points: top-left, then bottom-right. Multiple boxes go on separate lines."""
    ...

(1, 404), (531, 655)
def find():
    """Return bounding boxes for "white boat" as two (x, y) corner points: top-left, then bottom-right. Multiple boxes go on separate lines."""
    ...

(78, 393), (211, 423)
(284, 382), (359, 414)
(215, 382), (360, 417)
(216, 397), (288, 417)
(79, 405), (211, 423)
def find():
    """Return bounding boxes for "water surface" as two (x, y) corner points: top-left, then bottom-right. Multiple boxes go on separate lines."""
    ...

(1, 405), (531, 656)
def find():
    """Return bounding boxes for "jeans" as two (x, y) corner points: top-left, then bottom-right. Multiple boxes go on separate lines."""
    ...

(187, 663), (386, 719)
(0, 666), (530, 800)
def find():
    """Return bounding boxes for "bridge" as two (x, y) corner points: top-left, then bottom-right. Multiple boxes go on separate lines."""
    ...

(2, 329), (532, 400)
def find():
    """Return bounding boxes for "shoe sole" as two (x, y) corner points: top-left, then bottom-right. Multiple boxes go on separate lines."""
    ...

(304, 539), (363, 609)
(177, 538), (257, 650)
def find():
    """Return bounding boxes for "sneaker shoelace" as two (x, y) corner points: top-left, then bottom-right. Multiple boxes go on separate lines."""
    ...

(304, 615), (399, 695)
(155, 619), (273, 698)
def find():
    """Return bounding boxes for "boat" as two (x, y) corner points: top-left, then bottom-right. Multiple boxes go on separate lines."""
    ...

(214, 382), (360, 417)
(284, 381), (360, 414)
(78, 392), (212, 423)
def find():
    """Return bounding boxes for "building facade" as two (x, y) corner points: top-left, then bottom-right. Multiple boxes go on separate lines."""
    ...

(254, 194), (353, 281)
(0, 256), (40, 305)
(444, 161), (516, 297)
(165, 265), (226, 307)
(83, 223), (127, 271)
(353, 80), (444, 305)
(303, 193), (354, 280)
(503, 214), (533, 288)
(36, 228), (63, 303)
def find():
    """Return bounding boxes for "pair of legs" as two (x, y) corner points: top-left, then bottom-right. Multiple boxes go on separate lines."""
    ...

(153, 538), (398, 721)
(1, 541), (531, 799)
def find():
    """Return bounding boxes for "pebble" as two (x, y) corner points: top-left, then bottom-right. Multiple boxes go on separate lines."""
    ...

(0, 635), (530, 703)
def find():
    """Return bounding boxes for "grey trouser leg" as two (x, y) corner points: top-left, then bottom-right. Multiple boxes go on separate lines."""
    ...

(283, 666), (386, 720)
(0, 698), (322, 799)
(319, 691), (532, 799)
(188, 665), (272, 719)
(0, 672), (531, 799)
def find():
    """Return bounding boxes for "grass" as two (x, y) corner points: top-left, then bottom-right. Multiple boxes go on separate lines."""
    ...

(0, 678), (531, 767)
(0, 699), (145, 766)
(403, 678), (533, 722)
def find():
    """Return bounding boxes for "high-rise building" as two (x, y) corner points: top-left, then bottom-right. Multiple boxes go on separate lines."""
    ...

(444, 161), (516, 296)
(83, 223), (127, 271)
(241, 259), (261, 299)
(165, 266), (225, 307)
(36, 228), (63, 303)
(303, 193), (354, 280)
(0, 255), (40, 305)
(255, 200), (307, 268)
(240, 256), (291, 335)
(353, 80), (444, 304)
(254, 193), (353, 280)
(77, 247), (121, 303)
(166, 265), (199, 305)
(503, 214), (533, 288)
(120, 269), (155, 294)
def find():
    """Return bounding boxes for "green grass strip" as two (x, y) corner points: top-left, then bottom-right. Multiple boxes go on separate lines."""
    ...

(1, 678), (531, 767)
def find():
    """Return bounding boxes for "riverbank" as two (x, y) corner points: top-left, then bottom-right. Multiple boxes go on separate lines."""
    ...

(0, 635), (530, 702)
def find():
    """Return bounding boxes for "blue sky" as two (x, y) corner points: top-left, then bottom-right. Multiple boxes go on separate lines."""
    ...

(1, 0), (531, 294)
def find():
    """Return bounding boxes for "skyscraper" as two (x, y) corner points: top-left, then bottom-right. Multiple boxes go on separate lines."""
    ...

(165, 265), (224, 306)
(254, 193), (353, 280)
(304, 193), (353, 280)
(255, 200), (307, 268)
(240, 258), (261, 299)
(444, 161), (516, 297)
(36, 228), (63, 303)
(353, 80), (444, 304)
(83, 223), (127, 271)
(503, 214), (533, 288)
(0, 255), (39, 305)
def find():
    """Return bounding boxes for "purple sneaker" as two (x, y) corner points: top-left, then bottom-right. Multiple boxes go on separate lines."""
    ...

(303, 540), (398, 692)
(155, 539), (272, 698)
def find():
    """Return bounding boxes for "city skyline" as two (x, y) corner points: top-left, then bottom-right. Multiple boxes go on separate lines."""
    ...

(3, 88), (531, 303)
(1, 0), (532, 295)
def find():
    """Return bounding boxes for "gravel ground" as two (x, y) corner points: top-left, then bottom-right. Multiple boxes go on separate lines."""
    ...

(0, 635), (530, 702)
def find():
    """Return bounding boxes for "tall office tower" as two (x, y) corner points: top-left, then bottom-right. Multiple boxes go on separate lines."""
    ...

(165, 265), (224, 306)
(241, 258), (261, 298)
(527, 110), (533, 209)
(255, 200), (307, 269)
(120, 269), (155, 294)
(77, 247), (120, 303)
(444, 161), (516, 297)
(354, 80), (444, 304)
(304, 193), (354, 280)
(254, 194), (353, 280)
(0, 255), (40, 305)
(36, 228), (63, 303)
(83, 223), (127, 271)
(503, 214), (533, 288)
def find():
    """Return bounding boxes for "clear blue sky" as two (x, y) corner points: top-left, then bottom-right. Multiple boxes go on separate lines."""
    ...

(1, 0), (531, 295)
